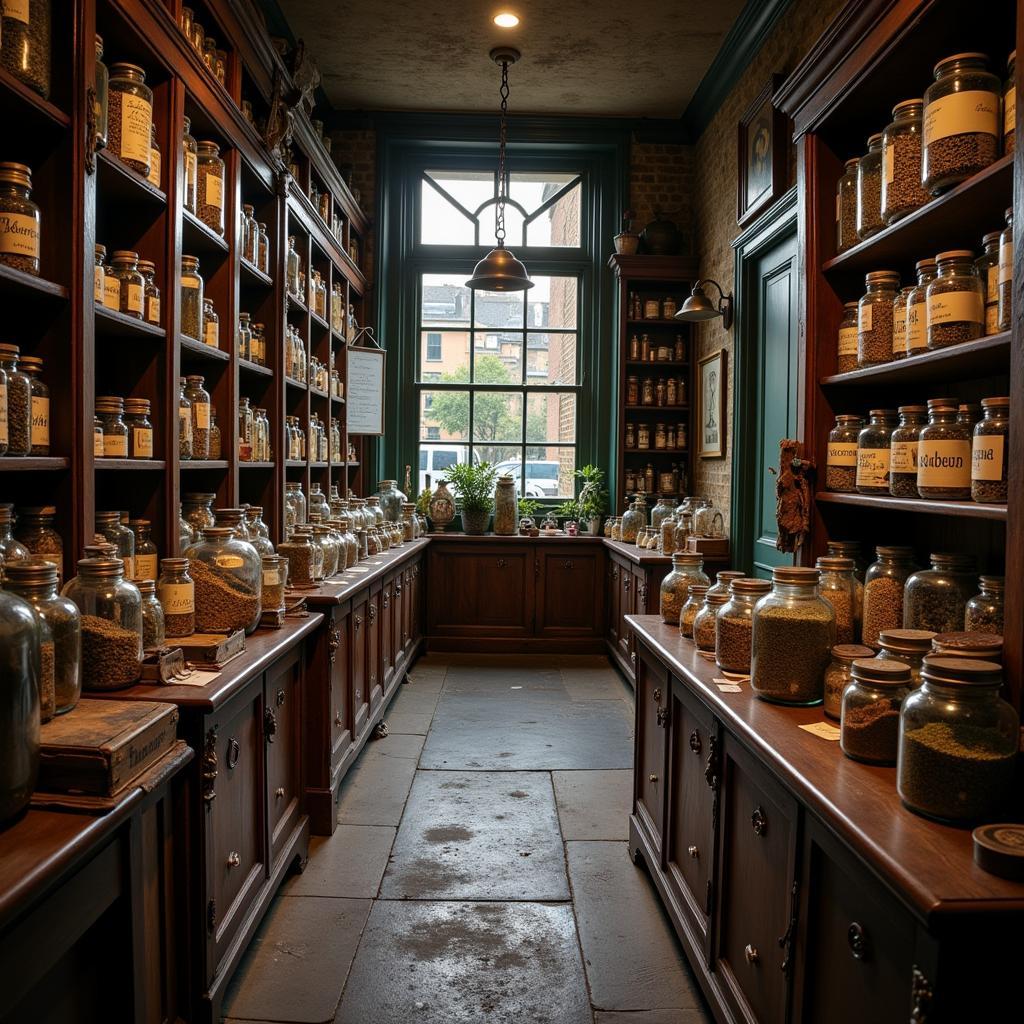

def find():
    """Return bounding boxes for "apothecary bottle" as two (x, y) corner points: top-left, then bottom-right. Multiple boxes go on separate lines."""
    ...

(278, 530), (316, 589)
(649, 496), (676, 533)
(96, 395), (127, 457)
(184, 375), (211, 459)
(977, 232), (1001, 334)
(0, 345), (29, 456)
(15, 506), (63, 585)
(182, 117), (198, 214)
(751, 567), (835, 705)
(245, 507), (274, 557)
(964, 575), (1004, 635)
(881, 99), (929, 224)
(284, 482), (306, 531)
(862, 546), (915, 647)
(998, 206), (1012, 332)
(157, 557), (194, 638)
(836, 157), (859, 254)
(62, 556), (143, 690)
(659, 551), (709, 624)
(836, 301), (858, 373)
(108, 63), (153, 177)
(926, 250), (983, 349)
(287, 236), (301, 296)
(203, 298), (219, 348)
(0, 162), (41, 275)
(0, 587), (40, 820)
(147, 124), (161, 189)
(892, 286), (912, 359)
(136, 258), (160, 325)
(823, 643), (874, 720)
(889, 404), (926, 498)
(619, 494), (645, 543)
(971, 396), (1009, 503)
(184, 526), (262, 634)
(691, 590), (727, 653)
(856, 409), (897, 494)
(840, 658), (911, 765)
(824, 414), (859, 492)
(857, 270), (899, 367)
(94, 510), (135, 580)
(109, 250), (145, 319)
(922, 53), (1000, 194)
(815, 556), (857, 644)
(0, 507), (29, 577)
(1004, 50), (1016, 154)
(904, 552), (977, 633)
(716, 577), (770, 674)
(20, 356), (48, 455)
(94, 244), (107, 305)
(261, 554), (287, 614)
(242, 204), (258, 264)
(180, 255), (204, 341)
(94, 34), (109, 151)
(856, 133), (884, 240)
(679, 583), (708, 639)
(182, 492), (216, 539)
(877, 628), (935, 688)
(1, 0), (52, 98)
(196, 141), (225, 235)
(178, 378), (192, 460)
(128, 518), (158, 582)
(905, 258), (936, 356)
(917, 399), (971, 499)
(137, 579), (165, 650)
(257, 222), (270, 273)
(897, 656), (1017, 823)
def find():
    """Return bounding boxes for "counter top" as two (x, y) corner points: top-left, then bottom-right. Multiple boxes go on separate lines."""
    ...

(627, 614), (1024, 920)
(305, 537), (430, 607)
(603, 538), (672, 565)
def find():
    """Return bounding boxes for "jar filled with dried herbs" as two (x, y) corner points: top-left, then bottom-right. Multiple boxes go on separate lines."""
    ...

(826, 540), (865, 633)
(182, 492), (216, 539)
(892, 286), (912, 359)
(157, 557), (194, 638)
(693, 590), (729, 654)
(0, 162), (41, 275)
(998, 206), (1012, 331)
(182, 117), (198, 213)
(977, 232), (1001, 335)
(180, 255), (204, 340)
(185, 527), (262, 634)
(659, 551), (709, 624)
(138, 259), (160, 325)
(19, 355), (48, 455)
(109, 250), (145, 319)
(926, 250), (983, 348)
(261, 554), (288, 614)
(836, 301), (859, 373)
(932, 631), (1003, 662)
(178, 379), (192, 460)
(862, 545), (915, 647)
(751, 567), (836, 705)
(898, 656), (1017, 823)
(971, 396), (1009, 503)
(877, 628), (935, 688)
(856, 408), (897, 494)
(257, 222), (269, 273)
(278, 530), (316, 589)
(904, 258), (937, 357)
(841, 658), (911, 765)
(886, 404), (926, 497)
(619, 493), (646, 543)
(856, 134), (884, 240)
(965, 575), (1004, 635)
(904, 552), (977, 633)
(129, 519), (158, 581)
(824, 414), (860, 494)
(881, 100), (929, 224)
(816, 556), (857, 644)
(202, 298), (219, 348)
(196, 141), (225, 234)
(208, 407), (221, 459)
(94, 244), (106, 304)
(858, 270), (900, 367)
(1004, 50), (1016, 154)
(15, 506), (62, 585)
(1, 0), (52, 99)
(917, 398), (971, 499)
(716, 577), (769, 675)
(0, 345), (28, 456)
(95, 395), (127, 458)
(184, 375), (210, 459)
(823, 644), (875, 719)
(108, 63), (153, 176)
(137, 579), (165, 650)
(675, 582), (705, 639)
(836, 158), (859, 254)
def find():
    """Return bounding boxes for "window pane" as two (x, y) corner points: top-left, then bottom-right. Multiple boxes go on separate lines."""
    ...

(425, 170), (494, 215)
(473, 335), (522, 384)
(421, 274), (471, 327)
(527, 332), (577, 385)
(474, 288), (525, 329)
(508, 172), (577, 212)
(475, 443), (521, 471)
(473, 391), (522, 444)
(420, 179), (475, 245)
(419, 330), (468, 379)
(420, 391), (468, 441)
(526, 393), (576, 444)
(417, 442), (471, 493)
(525, 182), (582, 248)
(530, 276), (578, 329)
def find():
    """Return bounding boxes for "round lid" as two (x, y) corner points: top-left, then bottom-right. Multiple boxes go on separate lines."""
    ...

(4, 557), (59, 585)
(897, 404), (927, 415)
(816, 556), (855, 571)
(199, 526), (235, 538)
(137, 579), (156, 593)
(730, 577), (770, 594)
(686, 582), (709, 596)
(928, 551), (976, 568)
(77, 556), (125, 577)
(851, 657), (912, 685)
(716, 570), (744, 583)
(982, 231), (1002, 246)
(835, 414), (863, 424)
(831, 643), (874, 662)
(671, 551), (703, 565)
(844, 157), (859, 170)
(933, 53), (991, 76)
(875, 545), (914, 559)
(981, 396), (1010, 409)
(915, 258), (937, 272)
(0, 161), (32, 187)
(926, 396), (957, 409)
(866, 132), (883, 147)
(891, 98), (923, 116)
(978, 574), (1005, 589)
(18, 505), (56, 517)
(109, 61), (147, 77)
(827, 540), (860, 555)
(921, 655), (1002, 686)
(973, 824), (1024, 880)
(935, 248), (975, 262)
(931, 631), (1004, 656)
(183, 491), (216, 501)
(868, 408), (898, 419)
(705, 590), (730, 606)
(111, 249), (139, 263)
(772, 566), (820, 585)
(878, 628), (936, 652)
(865, 270), (900, 283)
(160, 557), (189, 571)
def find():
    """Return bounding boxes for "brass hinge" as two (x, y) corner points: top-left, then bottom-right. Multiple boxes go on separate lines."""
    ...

(207, 898), (217, 932)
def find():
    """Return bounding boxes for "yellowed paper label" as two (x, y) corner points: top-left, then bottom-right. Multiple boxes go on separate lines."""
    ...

(186, 152), (197, 195)
(826, 441), (857, 467)
(4, 0), (29, 24)
(178, 405), (192, 439)
(917, 439), (971, 487)
(1005, 86), (1016, 136)
(147, 295), (160, 324)
(205, 171), (224, 210)
(158, 582), (194, 613)
(119, 93), (152, 166)
(799, 721), (841, 740)
(204, 319), (218, 347)
(999, 242), (1013, 285)
(858, 303), (872, 333)
(0, 380), (7, 446)
(126, 282), (144, 314)
(31, 396), (48, 447)
(148, 148), (161, 188)
(104, 275), (120, 309)
(856, 447), (890, 487)
(893, 311), (907, 354)
(972, 435), (1005, 481)
(987, 265), (999, 301)
(93, 425), (104, 456)
(986, 302), (999, 333)
(194, 401), (210, 429)
(133, 426), (153, 458)
(104, 432), (127, 457)
(123, 556), (135, 580)
(215, 554), (243, 569)
(94, 266), (104, 302)
(927, 289), (983, 325)
(837, 326), (857, 357)
(890, 440), (918, 474)
(0, 211), (39, 259)
(263, 569), (281, 586)
(906, 301), (927, 352)
(923, 89), (999, 145)
(135, 554), (158, 581)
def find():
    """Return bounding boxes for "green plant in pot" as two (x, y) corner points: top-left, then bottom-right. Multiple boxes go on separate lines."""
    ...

(447, 461), (497, 535)
(518, 498), (541, 522)
(575, 465), (608, 534)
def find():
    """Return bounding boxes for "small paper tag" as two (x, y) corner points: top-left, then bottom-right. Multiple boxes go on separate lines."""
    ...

(176, 669), (221, 687)
(715, 682), (743, 693)
(799, 722), (841, 740)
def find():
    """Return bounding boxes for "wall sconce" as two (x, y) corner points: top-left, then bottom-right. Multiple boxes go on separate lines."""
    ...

(674, 279), (733, 330)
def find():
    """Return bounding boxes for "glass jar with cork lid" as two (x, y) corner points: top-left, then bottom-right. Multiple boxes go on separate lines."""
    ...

(917, 398), (971, 499)
(185, 526), (262, 634)
(856, 409), (897, 494)
(836, 158), (859, 254)
(877, 628), (936, 688)
(858, 270), (900, 367)
(881, 99), (929, 224)
(856, 134), (884, 240)
(971, 396), (1008, 503)
(905, 258), (937, 357)
(926, 250), (983, 349)
(889, 404), (926, 498)
(157, 557), (195, 638)
(108, 63), (153, 177)
(196, 141), (225, 235)
(0, 162), (41, 276)
(904, 553), (977, 633)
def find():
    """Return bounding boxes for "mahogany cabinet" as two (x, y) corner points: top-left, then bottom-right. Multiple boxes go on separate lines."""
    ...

(633, 641), (670, 865)
(535, 545), (605, 638)
(605, 540), (671, 685)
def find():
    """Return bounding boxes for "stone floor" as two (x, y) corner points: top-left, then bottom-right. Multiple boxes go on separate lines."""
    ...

(222, 655), (712, 1024)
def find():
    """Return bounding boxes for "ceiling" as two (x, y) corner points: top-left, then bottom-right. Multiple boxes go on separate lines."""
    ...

(274, 0), (747, 118)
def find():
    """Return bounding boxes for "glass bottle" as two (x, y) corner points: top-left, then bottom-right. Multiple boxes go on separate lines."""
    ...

(285, 482), (306, 529)
(659, 551), (709, 624)
(127, 518), (158, 582)
(905, 258), (937, 356)
(94, 510), (135, 580)
(0, 586), (40, 820)
(178, 378), (193, 460)
(971, 396), (1009, 503)
(94, 244), (107, 305)
(857, 270), (900, 367)
(876, 628), (935, 688)
(716, 577), (770, 675)
(19, 356), (49, 455)
(182, 116), (198, 214)
(1004, 49), (1016, 154)
(889, 405), (926, 498)
(836, 301), (859, 373)
(815, 556), (857, 644)
(706, 569), (744, 601)
(257, 222), (270, 273)
(692, 590), (729, 653)
(336, 516), (359, 568)
(287, 236), (301, 296)
(108, 250), (144, 319)
(96, 395), (127, 458)
(147, 124), (161, 189)
(649, 496), (676, 533)
(1, 0), (52, 97)
(180, 254), (204, 340)
(679, 582), (708, 639)
(238, 312), (253, 363)
(181, 492), (216, 538)
(261, 554), (288, 614)
(856, 133), (884, 240)
(917, 398), (971, 499)
(137, 579), (165, 651)
(825, 414), (861, 492)
(892, 286), (912, 359)
(881, 99), (928, 224)
(185, 526), (262, 634)
(245, 508), (274, 557)
(856, 408), (897, 494)
(202, 298), (219, 348)
(0, 345), (29, 456)
(823, 643), (875, 720)
(977, 231), (1001, 335)
(15, 506), (63, 586)
(184, 375), (211, 459)
(862, 545), (915, 647)
(157, 557), (195, 638)
(242, 203), (257, 264)
(926, 249), (983, 349)
(94, 34), (108, 150)
(0, 507), (29, 579)
(840, 657), (911, 765)
(196, 140), (225, 235)
(178, 504), (192, 552)
(998, 206), (1012, 332)
(278, 530), (316, 589)
(898, 656), (1017, 823)
(214, 507), (250, 542)
(904, 552), (977, 633)
(0, 162), (41, 275)
(138, 259), (161, 325)
(619, 494), (646, 543)
(108, 63), (153, 177)
(836, 157), (859, 254)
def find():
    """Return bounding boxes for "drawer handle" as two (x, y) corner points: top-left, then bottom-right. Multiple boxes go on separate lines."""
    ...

(648, 773), (658, 783)
(653, 687), (662, 702)
(847, 922), (868, 961)
(638, 583), (647, 603)
(562, 559), (574, 570)
(496, 558), (508, 568)
(656, 705), (669, 728)
(689, 730), (701, 754)
(276, 688), (286, 707)
(275, 787), (285, 799)
(334, 711), (343, 726)
(226, 737), (240, 771)
(744, 943), (759, 966)
(265, 706), (277, 743)
(227, 851), (240, 868)
(368, 602), (377, 623)
(688, 845), (699, 859)
(751, 806), (767, 837)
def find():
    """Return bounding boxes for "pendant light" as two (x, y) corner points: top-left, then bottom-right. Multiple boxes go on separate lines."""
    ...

(466, 47), (534, 292)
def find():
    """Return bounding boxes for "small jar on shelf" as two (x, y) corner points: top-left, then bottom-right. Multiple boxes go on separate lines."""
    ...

(287, 236), (301, 296)
(836, 157), (859, 254)
(183, 375), (211, 459)
(257, 222), (270, 273)
(148, 124), (161, 189)
(862, 546), (915, 647)
(841, 658), (910, 765)
(997, 206), (1012, 332)
(202, 298), (219, 348)
(815, 556), (857, 644)
(209, 408), (221, 459)
(892, 286), (912, 359)
(182, 117), (198, 214)
(856, 133), (884, 240)
(196, 141), (225, 235)
(823, 643), (875, 720)
(917, 398), (971, 500)
(857, 270), (900, 367)
(926, 249), (983, 349)
(182, 492), (216, 538)
(109, 250), (145, 319)
(158, 558), (195, 638)
(836, 301), (858, 373)
(124, 397), (153, 459)
(856, 408), (897, 494)
(129, 519), (158, 581)
(0, 344), (30, 456)
(178, 379), (192, 460)
(881, 99), (928, 225)
(20, 356), (49, 455)
(971, 396), (1009, 503)
(242, 203), (258, 264)
(889, 404), (926, 498)
(964, 575), (1004, 635)
(716, 577), (770, 675)
(137, 259), (161, 325)
(977, 232), (1001, 335)
(137, 579), (165, 650)
(238, 312), (252, 362)
(877, 628), (935, 688)
(904, 258), (936, 357)
(693, 590), (729, 654)
(180, 255), (204, 340)
(14, 506), (63, 586)
(1004, 50), (1016, 155)
(904, 553), (977, 633)
(680, 582), (708, 639)
(97, 395), (127, 458)
(0, 162), (41, 276)
(108, 63), (153, 177)
(94, 244), (107, 304)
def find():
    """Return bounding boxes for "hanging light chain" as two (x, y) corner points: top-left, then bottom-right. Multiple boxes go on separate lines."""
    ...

(495, 58), (510, 246)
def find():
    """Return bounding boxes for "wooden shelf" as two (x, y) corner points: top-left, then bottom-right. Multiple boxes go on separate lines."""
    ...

(97, 149), (166, 207)
(94, 305), (166, 340)
(285, 459), (306, 468)
(239, 461), (275, 469)
(625, 360), (688, 368)
(0, 263), (67, 301)
(0, 66), (70, 130)
(0, 456), (69, 471)
(182, 209), (229, 255)
(331, 394), (345, 404)
(95, 459), (167, 470)
(239, 259), (273, 288)
(626, 318), (684, 327)
(285, 376), (307, 391)
(310, 386), (329, 399)
(625, 404), (689, 412)
(332, 329), (349, 345)
(820, 332), (1010, 387)
(816, 489), (1007, 521)
(310, 310), (329, 331)
(239, 359), (273, 377)
(624, 448), (688, 456)
(180, 460), (229, 470)
(286, 292), (308, 315)
(311, 461), (329, 468)
(180, 335), (230, 362)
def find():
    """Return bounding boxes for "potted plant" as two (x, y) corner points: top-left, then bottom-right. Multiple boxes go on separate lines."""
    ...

(575, 465), (608, 535)
(447, 461), (497, 535)
(614, 209), (639, 255)
(556, 498), (579, 531)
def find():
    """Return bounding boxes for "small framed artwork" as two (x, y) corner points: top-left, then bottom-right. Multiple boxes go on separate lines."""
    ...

(737, 74), (788, 227)
(698, 349), (727, 459)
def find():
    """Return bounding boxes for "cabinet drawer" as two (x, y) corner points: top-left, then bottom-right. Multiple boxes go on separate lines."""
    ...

(715, 735), (799, 1024)
(266, 649), (302, 864)
(328, 608), (351, 773)
(634, 642), (670, 863)
(366, 590), (382, 712)
(535, 548), (603, 637)
(350, 598), (369, 741)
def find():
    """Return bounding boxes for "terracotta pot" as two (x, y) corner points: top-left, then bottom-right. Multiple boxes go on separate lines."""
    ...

(461, 508), (492, 535)
(614, 232), (640, 255)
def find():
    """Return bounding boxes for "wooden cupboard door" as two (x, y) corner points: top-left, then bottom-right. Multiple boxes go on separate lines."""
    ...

(366, 589), (382, 712)
(535, 547), (604, 637)
(208, 690), (265, 972)
(607, 558), (621, 648)
(350, 597), (369, 742)
(381, 577), (395, 691)
(265, 647), (303, 865)
(715, 735), (799, 1024)
(665, 680), (717, 956)
(618, 565), (634, 660)
(792, 816), (917, 1024)
(633, 642), (670, 864)
(328, 607), (351, 776)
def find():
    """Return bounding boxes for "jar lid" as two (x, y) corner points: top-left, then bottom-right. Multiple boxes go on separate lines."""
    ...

(160, 557), (189, 571)
(957, 403), (979, 419)
(835, 414), (863, 424)
(864, 270), (900, 283)
(843, 157), (859, 170)
(0, 161), (32, 187)
(197, 140), (221, 155)
(96, 243), (107, 257)
(842, 301), (858, 309)
(4, 558), (59, 585)
(185, 374), (205, 384)
(867, 408), (898, 419)
(730, 577), (770, 594)
(816, 556), (855, 571)
(772, 566), (820, 585)
(897, 404), (927, 415)
(199, 526), (236, 539)
(935, 248), (975, 262)
(182, 255), (200, 270)
(982, 231), (1002, 247)
(928, 551), (976, 568)
(851, 657), (912, 685)
(704, 591), (730, 606)
(933, 53), (991, 75)
(109, 61), (147, 78)
(686, 583), (709, 596)
(926, 397), (957, 410)
(18, 504), (56, 517)
(978, 574), (1005, 589)
(891, 98), (923, 116)
(878, 628), (936, 653)
(183, 491), (217, 501)
(127, 518), (150, 528)
(716, 570), (744, 583)
(83, 542), (117, 557)
(137, 579), (156, 593)
(262, 554), (285, 565)
(866, 132), (883, 147)
(246, 506), (264, 516)
(827, 540), (860, 556)
(137, 259), (156, 273)
(921, 655), (1002, 686)
(111, 249), (140, 263)
(972, 824), (1024, 881)
(19, 356), (43, 372)
(981, 396), (1010, 408)
(875, 544), (914, 558)
(831, 643), (874, 662)
(931, 632), (1004, 657)
(671, 551), (703, 565)
(77, 556), (126, 577)
(915, 258), (937, 272)
(125, 398), (150, 414)
(95, 510), (121, 522)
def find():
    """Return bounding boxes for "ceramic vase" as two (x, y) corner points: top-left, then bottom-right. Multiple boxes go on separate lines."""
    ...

(427, 480), (456, 532)
(493, 475), (517, 535)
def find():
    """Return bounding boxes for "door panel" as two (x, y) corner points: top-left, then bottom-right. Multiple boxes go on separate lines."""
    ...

(328, 607), (351, 779)
(381, 577), (395, 692)
(535, 547), (603, 636)
(350, 597), (369, 742)
(265, 648), (302, 864)
(634, 643), (670, 863)
(366, 589), (382, 713)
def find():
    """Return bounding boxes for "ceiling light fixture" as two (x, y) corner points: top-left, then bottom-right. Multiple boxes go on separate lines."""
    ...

(493, 12), (520, 28)
(674, 279), (734, 329)
(466, 47), (533, 292)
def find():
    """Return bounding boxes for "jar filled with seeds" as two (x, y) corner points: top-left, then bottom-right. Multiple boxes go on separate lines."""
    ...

(0, 345), (29, 456)
(157, 558), (194, 638)
(108, 63), (153, 177)
(285, 482), (306, 529)
(137, 580), (165, 651)
(20, 356), (48, 455)
(751, 567), (836, 705)
(0, 507), (30, 574)
(202, 298), (219, 348)
(138, 259), (160, 325)
(677, 582), (706, 639)
(716, 577), (770, 675)
(823, 644), (875, 719)
(922, 53), (1000, 194)
(177, 378), (193, 460)
(0, 162), (41, 275)
(693, 590), (729, 654)
(182, 492), (216, 539)
(856, 408), (897, 494)
(147, 124), (161, 189)
(96, 395), (127, 458)
(841, 658), (911, 765)
(917, 398), (971, 499)
(184, 375), (211, 458)
(977, 232), (1001, 334)
(887, 404), (926, 498)
(94, 510), (135, 579)
(659, 551), (709, 624)
(128, 519), (158, 582)
(877, 628), (936, 688)
(196, 140), (226, 234)
(998, 207), (1012, 331)
(816, 556), (857, 644)
(182, 117), (198, 213)
(1004, 50), (1016, 154)
(964, 575), (1004, 635)
(650, 496), (676, 532)
(926, 249), (983, 348)
(109, 250), (145, 319)
(15, 506), (62, 585)
(278, 530), (316, 589)
(898, 656), (1017, 823)
(856, 134), (884, 240)
(892, 286), (912, 359)
(287, 236), (301, 296)
(862, 546), (915, 647)
(904, 258), (936, 356)
(185, 526), (262, 634)
(904, 553), (977, 633)
(858, 270), (900, 367)
(836, 157), (859, 253)
(881, 99), (929, 224)
(180, 255), (204, 340)
(336, 517), (358, 568)
(1, 0), (52, 98)
(261, 554), (288, 614)
(836, 301), (859, 373)
(932, 632), (1003, 662)
(705, 569), (743, 601)
(258, 222), (269, 272)
(620, 493), (646, 543)
(971, 396), (1009, 503)
(0, 583), (41, 817)
(62, 556), (143, 690)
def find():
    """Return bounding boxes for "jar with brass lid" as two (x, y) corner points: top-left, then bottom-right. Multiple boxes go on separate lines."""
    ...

(905, 258), (937, 356)
(971, 396), (1008, 503)
(203, 298), (219, 348)
(1004, 50), (1016, 154)
(196, 140), (225, 235)
(659, 551), (710, 625)
(184, 375), (211, 458)
(881, 99), (929, 224)
(858, 270), (900, 367)
(680, 582), (708, 639)
(889, 405), (926, 498)
(0, 162), (41, 275)
(96, 395), (128, 458)
(693, 590), (729, 654)
(128, 519), (158, 582)
(716, 577), (771, 674)
(182, 492), (216, 539)
(19, 356), (48, 455)
(931, 631), (1003, 662)
(108, 63), (153, 177)
(94, 510), (135, 580)
(856, 133), (884, 240)
(124, 397), (153, 459)
(825, 414), (862, 492)
(904, 552), (977, 633)
(963, 575), (1004, 636)
(917, 398), (971, 499)
(258, 222), (269, 273)
(841, 658), (911, 765)
(977, 232), (1001, 334)
(138, 259), (160, 325)
(823, 643), (875, 719)
(877, 628), (936, 688)
(184, 526), (262, 634)
(109, 250), (145, 319)
(856, 409), (897, 494)
(926, 249), (983, 348)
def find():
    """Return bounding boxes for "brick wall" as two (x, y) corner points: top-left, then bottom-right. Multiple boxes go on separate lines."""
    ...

(330, 129), (377, 282)
(628, 141), (694, 251)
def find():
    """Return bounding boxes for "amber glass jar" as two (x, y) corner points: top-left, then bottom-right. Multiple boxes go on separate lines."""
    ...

(147, 124), (161, 189)
(109, 250), (145, 319)
(856, 409), (897, 494)
(926, 250), (983, 349)
(202, 298), (219, 348)
(836, 301), (858, 373)
(889, 405), (926, 498)
(971, 396), (1009, 503)
(96, 395), (128, 458)
(1, 0), (52, 98)
(196, 141), (225, 235)
(184, 375), (211, 459)
(20, 356), (49, 455)
(0, 162), (41, 275)
(857, 270), (900, 367)
(881, 100), (929, 224)
(1004, 50), (1016, 154)
(904, 553), (977, 633)
(0, 344), (29, 456)
(836, 158), (859, 254)
(856, 134), (884, 240)
(904, 258), (936, 357)
(182, 116), (198, 213)
(977, 232), (1001, 335)
(129, 519), (158, 582)
(862, 546), (915, 647)
(998, 206), (1012, 332)
(138, 259), (160, 325)
(917, 399), (971, 499)
(108, 63), (153, 177)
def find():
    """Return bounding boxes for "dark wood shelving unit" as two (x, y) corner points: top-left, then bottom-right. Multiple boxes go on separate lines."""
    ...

(815, 489), (1008, 521)
(182, 208), (229, 254)
(180, 335), (231, 362)
(180, 460), (230, 470)
(96, 148), (167, 206)
(624, 404), (689, 412)
(239, 358), (273, 377)
(94, 458), (168, 471)
(239, 258), (273, 288)
(0, 263), (68, 300)
(0, 457), (70, 472)
(94, 304), (166, 339)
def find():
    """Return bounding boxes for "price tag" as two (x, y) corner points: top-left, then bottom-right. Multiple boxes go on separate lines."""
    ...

(799, 721), (841, 741)
(714, 681), (743, 693)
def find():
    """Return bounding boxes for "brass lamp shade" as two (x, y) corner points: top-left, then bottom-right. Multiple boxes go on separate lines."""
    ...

(674, 280), (733, 329)
(465, 246), (534, 291)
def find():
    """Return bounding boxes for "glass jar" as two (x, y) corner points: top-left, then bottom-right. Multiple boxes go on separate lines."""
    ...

(402, 504), (417, 542)
(285, 482), (306, 530)
(1, 0), (52, 97)
(905, 258), (937, 357)
(108, 63), (153, 176)
(182, 492), (216, 539)
(0, 507), (29, 579)
(659, 551), (709, 624)
(128, 518), (158, 582)
(856, 408), (897, 494)
(177, 378), (193, 460)
(857, 270), (900, 367)
(679, 582), (708, 639)
(889, 405), (926, 498)
(0, 162), (41, 275)
(693, 591), (729, 653)
(0, 586), (40, 820)
(214, 507), (250, 542)
(836, 158), (859, 254)
(877, 628), (936, 688)
(287, 236), (301, 296)
(1004, 50), (1016, 154)
(932, 632), (1003, 662)
(196, 140), (225, 235)
(659, 512), (679, 556)
(94, 34), (108, 151)
(157, 557), (195, 638)
(309, 483), (331, 521)
(137, 259), (160, 325)
(278, 529), (316, 589)
(650, 496), (676, 532)
(185, 526), (261, 634)
(94, 510), (134, 580)
(202, 298), (219, 348)
(904, 552), (977, 633)
(636, 423), (650, 449)
(815, 556), (857, 644)
(917, 398), (971, 499)
(823, 643), (875, 720)
(261, 554), (287, 614)
(977, 231), (1001, 334)
(716, 577), (770, 675)
(238, 312), (253, 364)
(694, 503), (725, 538)
(706, 570), (744, 601)
(841, 658), (911, 765)
(970, 395), (1008, 503)
(619, 494), (646, 543)
(312, 524), (340, 578)
(998, 206), (1013, 331)
(374, 480), (404, 522)
(121, 396), (152, 460)
(210, 408), (222, 457)
(0, 345), (29, 456)
(898, 656), (1017, 823)
(892, 286), (912, 359)
(964, 575), (1004, 634)
(244, 508), (273, 557)
(862, 545), (915, 647)
(922, 53), (1000, 194)
(856, 134), (884, 240)
(180, 255), (204, 340)
(881, 99), (929, 224)
(19, 356), (48, 455)
(242, 204), (257, 264)
(926, 249), (983, 349)
(62, 556), (143, 690)
(147, 123), (161, 189)
(836, 301), (859, 373)
(137, 579), (165, 651)
(336, 516), (359, 568)
(182, 117), (198, 214)
(751, 567), (836, 705)
(184, 375), (211, 459)
(93, 244), (107, 306)
(258, 222), (270, 273)
(15, 506), (63, 586)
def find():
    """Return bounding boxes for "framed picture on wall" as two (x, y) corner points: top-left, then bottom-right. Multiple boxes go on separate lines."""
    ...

(737, 74), (788, 227)
(698, 349), (727, 459)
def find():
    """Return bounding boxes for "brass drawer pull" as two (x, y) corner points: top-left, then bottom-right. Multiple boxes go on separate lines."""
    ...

(227, 851), (240, 868)
(226, 737), (240, 770)
(847, 922), (868, 961)
(689, 730), (701, 754)
(751, 806), (767, 836)
(496, 558), (508, 568)
(648, 773), (658, 783)
(688, 845), (699, 858)
(275, 787), (285, 799)
(744, 943), (759, 965)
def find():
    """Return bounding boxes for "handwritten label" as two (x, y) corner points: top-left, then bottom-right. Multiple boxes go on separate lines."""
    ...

(135, 554), (158, 581)
(119, 93), (152, 166)
(0, 211), (39, 259)
(999, 242), (1013, 285)
(856, 447), (890, 488)
(205, 171), (223, 211)
(858, 303), (872, 333)
(890, 439), (918, 474)
(927, 289), (983, 326)
(346, 347), (385, 435)
(972, 435), (1005, 481)
(906, 301), (927, 352)
(923, 89), (999, 146)
(31, 395), (48, 447)
(148, 147), (161, 188)
(194, 401), (210, 429)
(917, 439), (971, 488)
(0, 380), (7, 446)
(158, 582), (194, 613)
(147, 294), (160, 325)
(4, 0), (29, 24)
(837, 326), (857, 357)
(1004, 85), (1016, 137)
(133, 426), (153, 458)
(126, 282), (143, 314)
(827, 441), (857, 467)
(94, 266), (104, 302)
(799, 721), (841, 740)
(103, 432), (127, 457)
